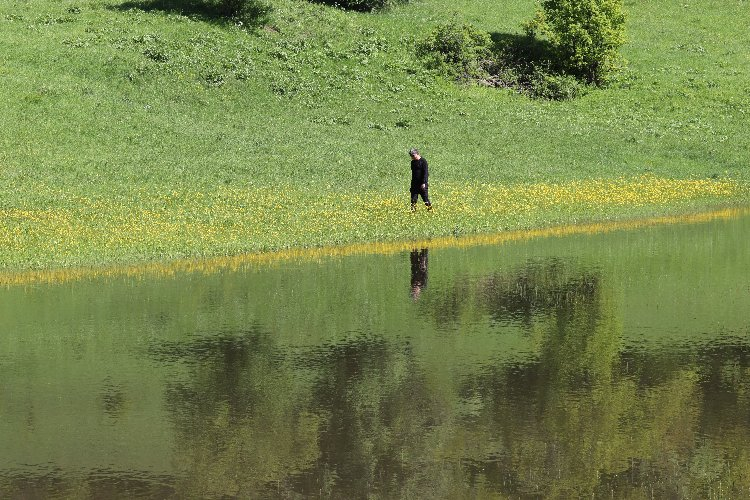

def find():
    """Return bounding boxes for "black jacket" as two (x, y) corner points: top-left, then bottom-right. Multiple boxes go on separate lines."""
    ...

(410, 157), (429, 187)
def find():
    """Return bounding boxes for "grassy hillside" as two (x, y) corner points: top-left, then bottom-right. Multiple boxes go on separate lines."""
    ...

(1, 0), (748, 271)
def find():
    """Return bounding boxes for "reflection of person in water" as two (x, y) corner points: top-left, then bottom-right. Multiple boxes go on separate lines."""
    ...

(410, 248), (429, 300)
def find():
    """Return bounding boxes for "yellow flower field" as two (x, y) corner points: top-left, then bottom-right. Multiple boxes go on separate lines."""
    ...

(0, 174), (747, 283)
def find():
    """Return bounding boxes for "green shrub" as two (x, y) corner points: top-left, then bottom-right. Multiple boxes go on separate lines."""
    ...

(525, 0), (626, 84)
(417, 19), (493, 79)
(528, 71), (584, 99)
(418, 21), (583, 100)
(486, 60), (585, 100)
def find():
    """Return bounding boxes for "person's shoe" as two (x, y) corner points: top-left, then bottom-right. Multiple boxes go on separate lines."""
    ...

(426, 204), (433, 212)
(410, 203), (417, 212)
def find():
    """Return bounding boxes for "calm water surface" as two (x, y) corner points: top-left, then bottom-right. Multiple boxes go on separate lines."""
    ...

(2, 211), (750, 498)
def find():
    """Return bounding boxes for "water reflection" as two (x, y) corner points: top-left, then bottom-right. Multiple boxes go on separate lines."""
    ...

(151, 331), (447, 497)
(479, 259), (602, 327)
(0, 467), (176, 499)
(2, 211), (750, 498)
(152, 330), (320, 497)
(410, 248), (429, 301)
(99, 378), (128, 420)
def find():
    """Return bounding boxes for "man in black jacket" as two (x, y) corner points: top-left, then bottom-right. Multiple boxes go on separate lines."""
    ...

(409, 148), (432, 212)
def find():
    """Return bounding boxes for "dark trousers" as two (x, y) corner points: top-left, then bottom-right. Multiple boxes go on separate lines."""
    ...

(410, 185), (430, 205)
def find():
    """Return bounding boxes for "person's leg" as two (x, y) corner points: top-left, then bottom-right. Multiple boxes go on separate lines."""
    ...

(421, 187), (432, 211)
(410, 190), (418, 211)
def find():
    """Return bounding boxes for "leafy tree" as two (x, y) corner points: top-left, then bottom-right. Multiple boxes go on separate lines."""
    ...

(525, 0), (626, 84)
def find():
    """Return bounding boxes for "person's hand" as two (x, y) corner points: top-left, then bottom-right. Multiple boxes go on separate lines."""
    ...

(421, 184), (426, 190)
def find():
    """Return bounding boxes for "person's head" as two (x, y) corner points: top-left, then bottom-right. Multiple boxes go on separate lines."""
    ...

(409, 148), (420, 160)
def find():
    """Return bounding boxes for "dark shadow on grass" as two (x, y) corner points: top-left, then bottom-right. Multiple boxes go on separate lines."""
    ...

(489, 32), (559, 73)
(308, 0), (404, 13)
(482, 33), (585, 100)
(113, 0), (270, 27)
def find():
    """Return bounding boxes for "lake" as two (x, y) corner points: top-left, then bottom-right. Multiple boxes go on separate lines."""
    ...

(2, 208), (749, 498)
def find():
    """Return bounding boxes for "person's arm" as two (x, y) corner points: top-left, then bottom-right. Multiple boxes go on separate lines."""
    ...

(421, 159), (429, 187)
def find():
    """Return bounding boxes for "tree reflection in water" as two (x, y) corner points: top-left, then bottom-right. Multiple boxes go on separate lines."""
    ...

(6, 217), (750, 499)
(141, 257), (750, 498)
(151, 329), (322, 497)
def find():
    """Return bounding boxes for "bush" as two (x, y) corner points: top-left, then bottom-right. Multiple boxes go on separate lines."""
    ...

(485, 60), (585, 100)
(417, 19), (493, 79)
(527, 71), (584, 100)
(525, 0), (626, 84)
(417, 19), (587, 100)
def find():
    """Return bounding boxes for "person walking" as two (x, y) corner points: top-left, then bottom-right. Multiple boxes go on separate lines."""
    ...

(409, 148), (432, 212)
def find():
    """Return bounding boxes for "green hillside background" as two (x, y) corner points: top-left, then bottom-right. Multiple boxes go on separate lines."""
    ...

(1, 0), (748, 270)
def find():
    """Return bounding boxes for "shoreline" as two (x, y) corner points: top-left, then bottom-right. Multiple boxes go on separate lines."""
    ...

(2, 201), (748, 287)
(1, 175), (747, 278)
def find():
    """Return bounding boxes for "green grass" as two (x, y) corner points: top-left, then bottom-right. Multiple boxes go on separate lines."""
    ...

(0, 0), (748, 271)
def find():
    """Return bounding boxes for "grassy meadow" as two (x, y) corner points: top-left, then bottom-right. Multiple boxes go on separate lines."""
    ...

(1, 0), (748, 271)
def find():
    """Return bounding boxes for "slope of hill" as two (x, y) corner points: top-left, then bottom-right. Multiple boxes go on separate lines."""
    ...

(1, 0), (748, 270)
